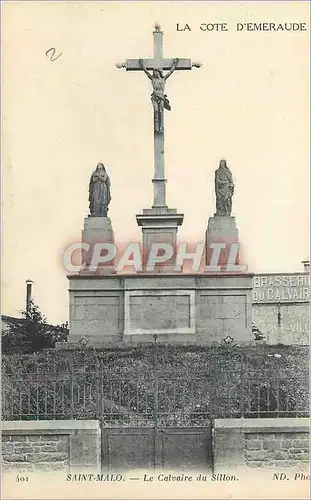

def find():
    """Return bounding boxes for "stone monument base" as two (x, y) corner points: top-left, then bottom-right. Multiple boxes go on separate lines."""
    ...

(81, 216), (115, 273)
(66, 273), (253, 346)
(205, 215), (240, 268)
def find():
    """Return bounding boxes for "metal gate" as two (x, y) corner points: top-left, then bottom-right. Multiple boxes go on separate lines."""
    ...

(101, 424), (213, 471)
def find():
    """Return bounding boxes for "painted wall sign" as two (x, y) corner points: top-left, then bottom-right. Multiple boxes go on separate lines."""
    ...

(252, 274), (310, 303)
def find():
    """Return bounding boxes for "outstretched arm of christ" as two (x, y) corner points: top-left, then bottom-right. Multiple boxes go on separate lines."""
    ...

(164, 58), (179, 80)
(139, 58), (152, 80)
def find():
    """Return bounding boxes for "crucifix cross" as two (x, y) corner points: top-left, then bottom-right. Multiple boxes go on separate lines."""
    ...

(116, 23), (202, 208)
(116, 23), (201, 72)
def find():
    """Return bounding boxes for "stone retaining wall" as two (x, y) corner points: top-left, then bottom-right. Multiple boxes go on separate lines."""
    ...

(2, 420), (100, 472)
(245, 431), (309, 468)
(214, 418), (309, 471)
(2, 433), (69, 472)
(2, 418), (309, 472)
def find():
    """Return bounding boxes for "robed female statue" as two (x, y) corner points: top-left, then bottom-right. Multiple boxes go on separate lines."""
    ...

(215, 159), (234, 216)
(88, 163), (111, 217)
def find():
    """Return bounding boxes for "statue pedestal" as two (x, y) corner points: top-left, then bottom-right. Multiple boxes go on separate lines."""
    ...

(136, 207), (184, 272)
(81, 216), (116, 274)
(205, 215), (240, 268)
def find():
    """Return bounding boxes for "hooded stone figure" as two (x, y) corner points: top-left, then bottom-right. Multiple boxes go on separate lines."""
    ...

(88, 163), (111, 217)
(214, 159), (234, 216)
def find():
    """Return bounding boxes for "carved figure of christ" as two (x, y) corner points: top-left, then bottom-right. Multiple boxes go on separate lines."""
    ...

(116, 24), (201, 207)
(139, 57), (178, 133)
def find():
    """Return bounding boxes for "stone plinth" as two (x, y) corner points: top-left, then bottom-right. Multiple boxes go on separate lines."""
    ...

(136, 207), (184, 272)
(81, 216), (115, 273)
(66, 273), (253, 345)
(205, 215), (240, 268)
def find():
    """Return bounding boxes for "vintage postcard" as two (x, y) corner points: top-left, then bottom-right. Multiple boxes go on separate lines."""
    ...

(1, 1), (310, 499)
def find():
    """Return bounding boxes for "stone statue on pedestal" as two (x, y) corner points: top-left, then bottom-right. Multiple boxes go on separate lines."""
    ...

(215, 159), (234, 216)
(89, 163), (111, 217)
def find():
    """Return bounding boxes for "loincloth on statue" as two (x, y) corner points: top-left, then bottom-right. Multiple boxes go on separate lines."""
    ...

(151, 92), (171, 111)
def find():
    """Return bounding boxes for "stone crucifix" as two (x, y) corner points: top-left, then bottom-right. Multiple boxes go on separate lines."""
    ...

(116, 23), (202, 208)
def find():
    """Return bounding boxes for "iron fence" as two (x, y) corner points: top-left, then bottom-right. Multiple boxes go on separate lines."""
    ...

(2, 343), (309, 425)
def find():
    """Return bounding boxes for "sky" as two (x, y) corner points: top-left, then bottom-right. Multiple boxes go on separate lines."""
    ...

(2, 1), (309, 324)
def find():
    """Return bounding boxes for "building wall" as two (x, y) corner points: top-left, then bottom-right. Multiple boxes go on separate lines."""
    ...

(252, 273), (310, 345)
(252, 303), (309, 345)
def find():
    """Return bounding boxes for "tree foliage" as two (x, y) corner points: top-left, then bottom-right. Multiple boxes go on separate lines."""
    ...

(1, 300), (69, 354)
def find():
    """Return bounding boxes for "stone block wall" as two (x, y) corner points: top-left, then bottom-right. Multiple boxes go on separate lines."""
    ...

(245, 432), (309, 468)
(2, 418), (309, 473)
(2, 420), (100, 473)
(214, 418), (309, 471)
(67, 273), (253, 345)
(2, 434), (69, 472)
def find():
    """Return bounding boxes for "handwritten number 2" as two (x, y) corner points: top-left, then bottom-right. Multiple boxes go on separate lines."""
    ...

(46, 48), (62, 62)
